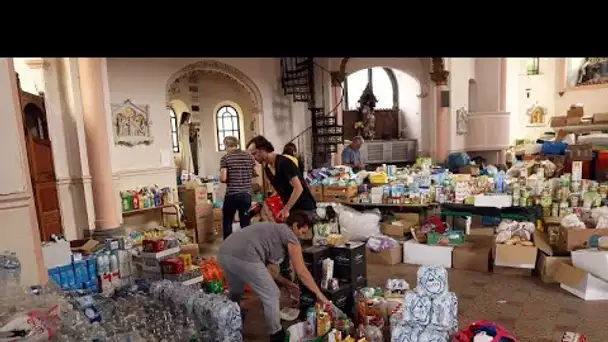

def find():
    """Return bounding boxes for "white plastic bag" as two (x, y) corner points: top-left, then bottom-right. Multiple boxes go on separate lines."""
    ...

(337, 206), (381, 241)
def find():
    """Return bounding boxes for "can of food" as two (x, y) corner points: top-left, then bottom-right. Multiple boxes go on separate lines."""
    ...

(519, 197), (527, 207)
(551, 203), (559, 217)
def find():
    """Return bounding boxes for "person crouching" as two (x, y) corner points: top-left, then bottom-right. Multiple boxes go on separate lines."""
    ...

(218, 211), (329, 341)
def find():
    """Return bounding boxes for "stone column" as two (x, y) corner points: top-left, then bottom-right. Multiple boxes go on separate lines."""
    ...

(430, 58), (450, 163)
(330, 71), (345, 166)
(77, 58), (122, 238)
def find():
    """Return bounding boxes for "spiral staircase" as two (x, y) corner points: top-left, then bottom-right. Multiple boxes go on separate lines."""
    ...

(280, 58), (343, 169)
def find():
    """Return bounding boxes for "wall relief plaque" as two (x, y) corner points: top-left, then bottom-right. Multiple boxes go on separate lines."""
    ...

(456, 107), (468, 135)
(526, 103), (547, 127)
(111, 99), (153, 146)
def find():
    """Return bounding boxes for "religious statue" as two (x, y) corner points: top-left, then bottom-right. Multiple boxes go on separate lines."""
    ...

(357, 83), (378, 140)
(179, 112), (196, 176)
(456, 107), (468, 135)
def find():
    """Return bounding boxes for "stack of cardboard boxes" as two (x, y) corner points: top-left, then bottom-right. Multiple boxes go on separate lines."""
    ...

(368, 213), (419, 265)
(178, 184), (214, 245)
(299, 242), (367, 318)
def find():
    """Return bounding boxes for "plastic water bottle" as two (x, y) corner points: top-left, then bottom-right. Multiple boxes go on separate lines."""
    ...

(103, 252), (111, 274)
(0, 251), (21, 285)
(97, 254), (106, 276)
(110, 254), (118, 273)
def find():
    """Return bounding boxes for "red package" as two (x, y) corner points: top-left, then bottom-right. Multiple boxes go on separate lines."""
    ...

(142, 238), (166, 253)
(562, 332), (587, 342)
(265, 194), (285, 222)
(421, 216), (447, 234)
(452, 320), (517, 342)
(161, 258), (185, 274)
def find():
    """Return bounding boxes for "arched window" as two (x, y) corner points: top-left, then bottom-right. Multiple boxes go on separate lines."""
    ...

(216, 105), (241, 151)
(342, 67), (398, 110)
(169, 107), (179, 152)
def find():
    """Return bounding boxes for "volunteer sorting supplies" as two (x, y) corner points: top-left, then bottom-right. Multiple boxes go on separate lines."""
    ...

(392, 266), (458, 342)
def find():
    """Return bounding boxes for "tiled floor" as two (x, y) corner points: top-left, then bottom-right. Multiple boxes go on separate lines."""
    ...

(201, 244), (607, 341)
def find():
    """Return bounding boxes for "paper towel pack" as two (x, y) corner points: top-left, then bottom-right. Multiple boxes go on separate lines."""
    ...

(429, 292), (459, 332)
(390, 321), (423, 342)
(403, 291), (432, 325)
(417, 327), (449, 342)
(416, 266), (448, 297)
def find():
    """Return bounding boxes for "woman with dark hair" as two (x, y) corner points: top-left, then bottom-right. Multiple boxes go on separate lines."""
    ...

(218, 211), (329, 341)
(282, 142), (305, 174)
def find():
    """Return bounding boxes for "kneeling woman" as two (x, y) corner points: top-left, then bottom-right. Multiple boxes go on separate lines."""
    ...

(218, 211), (329, 341)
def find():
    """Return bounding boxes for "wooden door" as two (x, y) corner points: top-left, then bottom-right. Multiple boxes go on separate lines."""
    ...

(17, 76), (63, 241)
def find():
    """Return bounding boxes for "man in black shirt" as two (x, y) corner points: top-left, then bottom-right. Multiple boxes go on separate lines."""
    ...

(246, 135), (316, 221)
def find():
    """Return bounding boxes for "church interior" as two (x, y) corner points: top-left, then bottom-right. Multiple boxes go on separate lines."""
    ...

(1, 57), (608, 341)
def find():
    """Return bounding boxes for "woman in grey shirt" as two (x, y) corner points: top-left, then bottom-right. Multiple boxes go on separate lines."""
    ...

(218, 211), (329, 341)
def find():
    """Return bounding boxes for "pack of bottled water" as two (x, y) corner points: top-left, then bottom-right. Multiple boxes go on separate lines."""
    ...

(0, 251), (208, 341)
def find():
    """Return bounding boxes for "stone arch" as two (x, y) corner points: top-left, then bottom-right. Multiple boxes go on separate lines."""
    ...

(165, 60), (264, 116)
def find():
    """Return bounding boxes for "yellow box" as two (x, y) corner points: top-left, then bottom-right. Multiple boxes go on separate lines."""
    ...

(178, 253), (193, 268)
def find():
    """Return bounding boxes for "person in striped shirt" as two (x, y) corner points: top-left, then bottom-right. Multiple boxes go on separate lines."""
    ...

(220, 136), (257, 239)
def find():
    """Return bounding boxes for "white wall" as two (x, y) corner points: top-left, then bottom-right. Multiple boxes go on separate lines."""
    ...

(475, 58), (502, 112)
(505, 58), (561, 142)
(329, 58), (433, 154)
(169, 72), (257, 177)
(395, 70), (421, 142)
(446, 58), (475, 152)
(106, 58), (301, 191)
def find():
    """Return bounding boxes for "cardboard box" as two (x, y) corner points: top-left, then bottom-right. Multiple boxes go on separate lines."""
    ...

(469, 227), (495, 236)
(180, 244), (200, 259)
(567, 106), (584, 119)
(403, 240), (453, 268)
(554, 262), (608, 301)
(367, 245), (402, 265)
(452, 235), (493, 273)
(593, 112), (608, 124)
(566, 144), (593, 162)
(394, 213), (420, 223)
(69, 239), (100, 255)
(493, 243), (537, 269)
(550, 116), (567, 128)
(536, 251), (570, 283)
(309, 185), (324, 202)
(493, 266), (532, 276)
(381, 220), (416, 238)
(458, 165), (480, 175)
(557, 226), (608, 253)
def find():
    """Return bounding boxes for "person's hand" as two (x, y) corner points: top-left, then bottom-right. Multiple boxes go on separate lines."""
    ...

(277, 208), (290, 222)
(316, 292), (330, 306)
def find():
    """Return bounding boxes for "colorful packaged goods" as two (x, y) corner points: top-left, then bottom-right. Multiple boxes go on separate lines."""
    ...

(265, 194), (285, 222)
(120, 185), (173, 212)
(178, 253), (193, 268)
(142, 238), (166, 253)
(160, 258), (185, 274)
